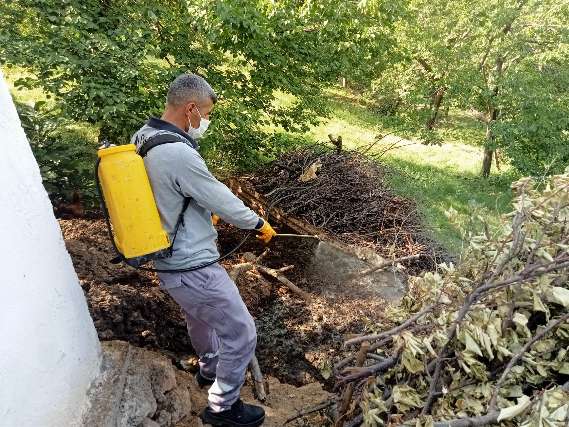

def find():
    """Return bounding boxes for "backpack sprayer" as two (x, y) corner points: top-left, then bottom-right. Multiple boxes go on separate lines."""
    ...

(95, 137), (253, 273)
(95, 135), (322, 274)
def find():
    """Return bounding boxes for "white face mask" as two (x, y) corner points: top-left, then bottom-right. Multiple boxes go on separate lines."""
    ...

(187, 106), (210, 139)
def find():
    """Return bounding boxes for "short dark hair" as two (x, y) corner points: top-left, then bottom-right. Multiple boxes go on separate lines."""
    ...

(166, 73), (217, 106)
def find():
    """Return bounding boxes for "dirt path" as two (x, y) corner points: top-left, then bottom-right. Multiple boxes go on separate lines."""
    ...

(180, 376), (332, 427)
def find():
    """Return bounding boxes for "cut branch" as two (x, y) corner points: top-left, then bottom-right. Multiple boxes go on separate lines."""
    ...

(489, 312), (569, 409)
(285, 399), (336, 424)
(249, 355), (267, 402)
(257, 265), (311, 301)
(345, 304), (436, 346)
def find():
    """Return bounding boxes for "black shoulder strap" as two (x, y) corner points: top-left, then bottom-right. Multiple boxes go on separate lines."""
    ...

(139, 133), (186, 157)
(168, 197), (192, 256)
(138, 132), (192, 256)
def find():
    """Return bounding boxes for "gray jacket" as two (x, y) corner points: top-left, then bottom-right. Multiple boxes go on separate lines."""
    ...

(131, 117), (261, 273)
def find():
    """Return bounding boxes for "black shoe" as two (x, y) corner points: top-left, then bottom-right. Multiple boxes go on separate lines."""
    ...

(200, 399), (265, 427)
(196, 370), (216, 388)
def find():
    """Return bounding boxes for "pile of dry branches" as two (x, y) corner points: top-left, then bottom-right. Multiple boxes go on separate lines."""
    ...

(332, 172), (569, 425)
(247, 147), (430, 260)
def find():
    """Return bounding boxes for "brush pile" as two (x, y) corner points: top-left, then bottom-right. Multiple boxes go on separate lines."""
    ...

(247, 147), (436, 266)
(335, 172), (569, 426)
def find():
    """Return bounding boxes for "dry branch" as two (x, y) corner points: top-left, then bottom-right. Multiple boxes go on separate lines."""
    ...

(489, 311), (569, 410)
(345, 304), (436, 346)
(257, 265), (311, 300)
(249, 355), (267, 402)
(336, 342), (369, 427)
(284, 399), (336, 424)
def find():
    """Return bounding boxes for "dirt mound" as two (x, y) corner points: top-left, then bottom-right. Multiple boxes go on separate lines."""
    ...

(61, 219), (192, 354)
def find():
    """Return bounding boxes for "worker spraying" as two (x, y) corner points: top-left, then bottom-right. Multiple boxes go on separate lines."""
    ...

(130, 73), (275, 427)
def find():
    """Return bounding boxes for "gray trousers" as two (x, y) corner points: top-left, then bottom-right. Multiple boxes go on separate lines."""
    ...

(157, 263), (257, 412)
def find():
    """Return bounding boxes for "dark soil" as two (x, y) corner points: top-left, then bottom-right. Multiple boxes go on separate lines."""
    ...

(60, 219), (400, 388)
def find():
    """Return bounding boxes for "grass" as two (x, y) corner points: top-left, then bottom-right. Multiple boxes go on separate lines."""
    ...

(307, 88), (516, 253)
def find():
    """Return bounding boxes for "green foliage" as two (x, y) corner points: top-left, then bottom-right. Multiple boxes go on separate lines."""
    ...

(0, 0), (401, 167)
(15, 100), (99, 206)
(365, 0), (569, 177)
(495, 57), (569, 176)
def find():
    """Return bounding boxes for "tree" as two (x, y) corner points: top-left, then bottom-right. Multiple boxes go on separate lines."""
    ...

(0, 0), (401, 168)
(368, 0), (569, 177)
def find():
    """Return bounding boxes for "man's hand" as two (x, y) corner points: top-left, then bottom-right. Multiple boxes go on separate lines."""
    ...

(256, 219), (277, 244)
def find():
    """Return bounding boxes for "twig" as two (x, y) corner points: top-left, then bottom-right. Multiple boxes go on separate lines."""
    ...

(284, 399), (335, 424)
(336, 342), (369, 426)
(344, 413), (363, 427)
(432, 411), (500, 427)
(334, 324), (431, 372)
(249, 355), (267, 402)
(336, 353), (400, 386)
(257, 265), (311, 300)
(489, 312), (569, 409)
(345, 304), (436, 346)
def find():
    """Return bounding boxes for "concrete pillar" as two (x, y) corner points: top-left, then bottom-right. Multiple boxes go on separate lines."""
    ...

(0, 70), (101, 426)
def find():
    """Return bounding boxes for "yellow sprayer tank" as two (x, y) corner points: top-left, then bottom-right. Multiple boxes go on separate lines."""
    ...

(97, 144), (170, 262)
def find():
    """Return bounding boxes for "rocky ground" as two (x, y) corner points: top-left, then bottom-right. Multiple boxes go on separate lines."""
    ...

(85, 340), (332, 427)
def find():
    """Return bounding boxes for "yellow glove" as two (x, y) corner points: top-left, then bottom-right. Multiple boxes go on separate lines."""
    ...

(256, 219), (277, 244)
(211, 214), (220, 226)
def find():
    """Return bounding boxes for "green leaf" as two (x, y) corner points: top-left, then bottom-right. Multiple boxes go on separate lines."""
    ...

(402, 349), (424, 374)
(392, 385), (423, 412)
(464, 331), (483, 357)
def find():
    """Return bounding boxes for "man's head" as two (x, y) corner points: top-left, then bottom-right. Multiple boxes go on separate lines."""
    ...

(165, 73), (217, 135)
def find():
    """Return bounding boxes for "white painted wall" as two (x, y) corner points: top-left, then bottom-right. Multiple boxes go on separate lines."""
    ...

(0, 71), (101, 426)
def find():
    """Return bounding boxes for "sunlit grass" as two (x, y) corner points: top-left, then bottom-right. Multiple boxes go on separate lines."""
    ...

(306, 88), (516, 253)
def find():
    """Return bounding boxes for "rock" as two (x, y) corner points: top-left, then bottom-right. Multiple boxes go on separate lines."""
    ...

(141, 418), (161, 427)
(82, 341), (193, 427)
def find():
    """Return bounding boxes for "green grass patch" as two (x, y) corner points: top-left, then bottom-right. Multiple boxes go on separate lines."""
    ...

(306, 88), (516, 254)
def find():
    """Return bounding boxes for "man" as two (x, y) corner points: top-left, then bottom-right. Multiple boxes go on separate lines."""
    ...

(132, 73), (276, 427)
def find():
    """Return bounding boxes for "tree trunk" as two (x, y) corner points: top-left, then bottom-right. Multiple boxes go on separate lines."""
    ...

(481, 145), (494, 178)
(481, 111), (497, 178)
(481, 56), (503, 178)
(426, 87), (445, 130)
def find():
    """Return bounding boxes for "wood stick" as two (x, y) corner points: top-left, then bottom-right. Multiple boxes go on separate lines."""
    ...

(249, 355), (267, 402)
(432, 411), (500, 427)
(335, 342), (369, 427)
(285, 399), (335, 424)
(257, 265), (311, 300)
(345, 304), (436, 346)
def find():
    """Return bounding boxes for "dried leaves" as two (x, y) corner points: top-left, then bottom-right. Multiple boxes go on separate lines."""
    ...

(340, 169), (569, 425)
